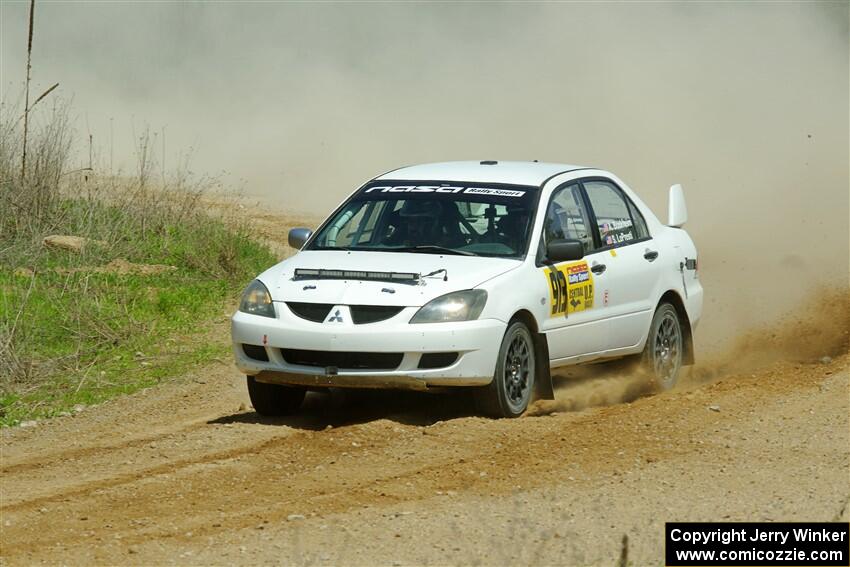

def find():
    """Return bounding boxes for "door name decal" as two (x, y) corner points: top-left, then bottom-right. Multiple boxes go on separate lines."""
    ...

(543, 261), (595, 317)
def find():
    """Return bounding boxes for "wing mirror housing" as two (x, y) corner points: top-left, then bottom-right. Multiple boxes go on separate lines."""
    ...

(288, 227), (313, 250)
(667, 183), (688, 227)
(546, 239), (584, 263)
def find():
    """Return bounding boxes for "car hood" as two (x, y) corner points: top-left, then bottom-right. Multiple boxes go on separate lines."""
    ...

(259, 250), (521, 307)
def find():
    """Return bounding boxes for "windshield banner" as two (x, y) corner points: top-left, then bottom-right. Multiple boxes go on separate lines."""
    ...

(363, 185), (526, 198)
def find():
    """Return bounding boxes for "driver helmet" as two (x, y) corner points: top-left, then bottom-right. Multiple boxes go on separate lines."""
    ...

(399, 200), (441, 241)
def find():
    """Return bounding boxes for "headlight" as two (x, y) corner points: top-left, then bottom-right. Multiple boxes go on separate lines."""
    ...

(410, 290), (487, 324)
(239, 280), (275, 318)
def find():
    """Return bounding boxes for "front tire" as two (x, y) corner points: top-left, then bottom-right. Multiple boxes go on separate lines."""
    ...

(642, 303), (684, 391)
(246, 376), (306, 416)
(475, 321), (536, 418)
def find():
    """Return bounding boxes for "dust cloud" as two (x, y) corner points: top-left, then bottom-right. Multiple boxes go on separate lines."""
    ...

(1, 2), (847, 355)
(528, 362), (652, 417)
(529, 289), (849, 416)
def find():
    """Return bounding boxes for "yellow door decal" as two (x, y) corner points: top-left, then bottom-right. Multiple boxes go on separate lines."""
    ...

(543, 261), (594, 317)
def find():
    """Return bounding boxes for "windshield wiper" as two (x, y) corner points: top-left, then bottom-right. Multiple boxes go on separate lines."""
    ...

(391, 245), (476, 257)
(313, 245), (354, 251)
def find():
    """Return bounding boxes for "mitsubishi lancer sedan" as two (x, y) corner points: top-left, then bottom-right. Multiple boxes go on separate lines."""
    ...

(231, 161), (702, 417)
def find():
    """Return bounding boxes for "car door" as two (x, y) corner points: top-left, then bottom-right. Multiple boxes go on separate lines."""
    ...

(581, 179), (660, 351)
(537, 182), (610, 363)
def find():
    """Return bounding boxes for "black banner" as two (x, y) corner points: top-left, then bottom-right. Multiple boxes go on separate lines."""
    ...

(666, 522), (849, 566)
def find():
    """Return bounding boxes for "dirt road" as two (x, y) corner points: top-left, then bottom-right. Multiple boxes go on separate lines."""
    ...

(2, 348), (847, 565)
(1, 210), (848, 565)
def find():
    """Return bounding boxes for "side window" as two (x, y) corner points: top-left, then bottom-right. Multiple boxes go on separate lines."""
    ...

(542, 184), (594, 254)
(626, 198), (649, 239)
(325, 201), (387, 247)
(584, 180), (640, 248)
(332, 203), (370, 247)
(356, 201), (387, 244)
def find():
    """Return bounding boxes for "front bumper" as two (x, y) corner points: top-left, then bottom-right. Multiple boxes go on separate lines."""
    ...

(231, 306), (506, 390)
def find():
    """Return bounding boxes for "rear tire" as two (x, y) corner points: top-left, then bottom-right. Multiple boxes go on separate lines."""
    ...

(642, 303), (684, 391)
(246, 376), (306, 416)
(475, 321), (536, 418)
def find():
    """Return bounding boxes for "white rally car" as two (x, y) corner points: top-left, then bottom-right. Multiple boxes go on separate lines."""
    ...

(232, 161), (702, 417)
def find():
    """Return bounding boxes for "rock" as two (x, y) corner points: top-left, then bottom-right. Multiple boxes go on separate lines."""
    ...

(287, 514), (305, 521)
(128, 546), (139, 554)
(19, 420), (38, 428)
(820, 356), (832, 364)
(708, 405), (721, 412)
(73, 404), (86, 413)
(42, 234), (105, 253)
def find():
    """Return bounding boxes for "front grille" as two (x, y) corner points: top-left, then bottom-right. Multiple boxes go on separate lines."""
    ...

(242, 344), (269, 362)
(418, 352), (459, 369)
(350, 305), (404, 324)
(286, 302), (334, 322)
(286, 302), (403, 324)
(280, 349), (403, 370)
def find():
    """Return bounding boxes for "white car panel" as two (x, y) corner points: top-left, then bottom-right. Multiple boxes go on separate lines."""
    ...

(261, 250), (521, 307)
(232, 308), (504, 388)
(376, 160), (584, 186)
(601, 242), (659, 350)
(539, 253), (610, 363)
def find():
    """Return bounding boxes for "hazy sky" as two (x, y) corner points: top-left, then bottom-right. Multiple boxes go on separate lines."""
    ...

(2, 2), (845, 207)
(1, 1), (848, 345)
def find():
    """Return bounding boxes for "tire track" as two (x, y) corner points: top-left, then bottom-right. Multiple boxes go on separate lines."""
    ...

(6, 357), (835, 559)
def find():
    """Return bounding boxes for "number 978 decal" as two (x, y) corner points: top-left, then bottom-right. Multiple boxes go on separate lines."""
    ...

(543, 261), (595, 317)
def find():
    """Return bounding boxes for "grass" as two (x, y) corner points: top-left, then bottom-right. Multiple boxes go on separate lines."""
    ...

(0, 100), (277, 426)
(0, 201), (276, 427)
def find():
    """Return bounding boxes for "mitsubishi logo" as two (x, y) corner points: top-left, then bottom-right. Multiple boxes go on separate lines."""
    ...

(327, 309), (343, 323)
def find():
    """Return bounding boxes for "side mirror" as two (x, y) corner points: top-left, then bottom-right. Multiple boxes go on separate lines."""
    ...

(288, 227), (313, 250)
(667, 183), (688, 227)
(547, 239), (584, 263)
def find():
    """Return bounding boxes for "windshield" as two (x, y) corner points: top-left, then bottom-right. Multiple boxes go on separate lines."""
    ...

(308, 182), (538, 258)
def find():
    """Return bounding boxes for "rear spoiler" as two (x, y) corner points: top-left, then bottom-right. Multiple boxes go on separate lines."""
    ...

(667, 184), (688, 227)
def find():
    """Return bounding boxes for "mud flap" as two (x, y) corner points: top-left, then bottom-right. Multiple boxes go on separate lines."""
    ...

(533, 332), (555, 400)
(683, 321), (695, 366)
